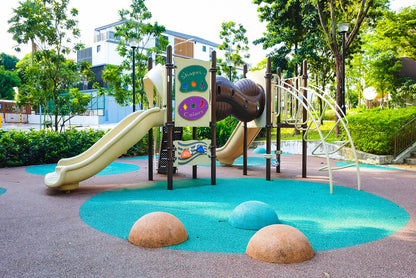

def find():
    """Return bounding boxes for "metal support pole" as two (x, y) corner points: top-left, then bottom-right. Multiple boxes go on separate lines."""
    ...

(132, 46), (136, 113)
(192, 127), (197, 179)
(276, 68), (281, 173)
(302, 60), (308, 178)
(243, 64), (248, 176)
(147, 57), (153, 181)
(210, 51), (217, 185)
(266, 58), (272, 181)
(166, 46), (174, 190)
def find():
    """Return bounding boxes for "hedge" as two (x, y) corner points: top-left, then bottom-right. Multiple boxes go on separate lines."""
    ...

(345, 107), (416, 155)
(187, 117), (239, 147)
(0, 117), (238, 168)
(0, 128), (149, 168)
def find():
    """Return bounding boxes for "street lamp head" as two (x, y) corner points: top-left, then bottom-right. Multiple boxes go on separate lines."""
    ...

(129, 38), (139, 49)
(337, 22), (349, 33)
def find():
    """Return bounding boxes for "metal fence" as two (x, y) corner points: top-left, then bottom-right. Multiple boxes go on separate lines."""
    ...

(394, 117), (416, 157)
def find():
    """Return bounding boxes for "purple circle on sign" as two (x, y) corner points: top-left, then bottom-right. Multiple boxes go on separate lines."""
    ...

(178, 96), (209, 120)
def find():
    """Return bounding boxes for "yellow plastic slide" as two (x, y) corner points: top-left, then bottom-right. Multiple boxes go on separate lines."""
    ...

(216, 121), (261, 165)
(44, 107), (166, 191)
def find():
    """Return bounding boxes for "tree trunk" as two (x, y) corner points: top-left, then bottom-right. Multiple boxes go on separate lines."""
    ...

(54, 113), (59, 132)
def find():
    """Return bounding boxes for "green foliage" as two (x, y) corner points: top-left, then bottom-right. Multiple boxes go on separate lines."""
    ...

(217, 21), (250, 80)
(315, 0), (388, 114)
(192, 117), (239, 147)
(350, 6), (416, 108)
(0, 65), (20, 99)
(254, 0), (322, 76)
(324, 110), (336, 121)
(393, 78), (416, 106)
(16, 53), (94, 131)
(8, 0), (83, 54)
(375, 7), (416, 59)
(345, 107), (416, 155)
(101, 0), (167, 109)
(9, 0), (89, 132)
(0, 53), (19, 71)
(0, 128), (149, 168)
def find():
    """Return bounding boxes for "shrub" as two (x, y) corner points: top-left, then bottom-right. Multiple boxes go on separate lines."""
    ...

(324, 110), (336, 121)
(195, 117), (239, 147)
(0, 128), (148, 168)
(345, 107), (416, 155)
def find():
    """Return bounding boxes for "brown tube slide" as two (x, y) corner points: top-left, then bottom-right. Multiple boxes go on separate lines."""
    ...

(215, 76), (265, 122)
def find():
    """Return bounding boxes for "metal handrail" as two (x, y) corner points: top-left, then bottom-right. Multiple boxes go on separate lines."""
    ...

(394, 117), (416, 157)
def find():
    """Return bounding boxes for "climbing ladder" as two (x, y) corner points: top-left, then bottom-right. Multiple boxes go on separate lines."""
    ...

(158, 126), (183, 174)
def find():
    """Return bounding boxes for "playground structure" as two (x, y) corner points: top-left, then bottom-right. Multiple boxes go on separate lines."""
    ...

(44, 46), (360, 193)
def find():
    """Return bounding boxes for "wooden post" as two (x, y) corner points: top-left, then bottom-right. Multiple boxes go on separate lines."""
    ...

(147, 57), (153, 181)
(302, 60), (308, 178)
(276, 67), (281, 173)
(192, 126), (197, 179)
(243, 64), (248, 176)
(166, 46), (174, 190)
(266, 58), (272, 181)
(210, 51), (217, 185)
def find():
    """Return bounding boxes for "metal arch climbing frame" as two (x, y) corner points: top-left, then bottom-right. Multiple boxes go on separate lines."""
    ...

(272, 78), (334, 193)
(300, 84), (361, 190)
(272, 75), (361, 194)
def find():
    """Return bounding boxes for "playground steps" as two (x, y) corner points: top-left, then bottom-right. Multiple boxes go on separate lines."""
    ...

(404, 151), (416, 165)
(158, 126), (183, 174)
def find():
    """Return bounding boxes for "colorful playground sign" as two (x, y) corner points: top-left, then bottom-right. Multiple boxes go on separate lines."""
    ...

(178, 65), (208, 93)
(173, 140), (211, 166)
(174, 57), (211, 127)
(177, 96), (209, 121)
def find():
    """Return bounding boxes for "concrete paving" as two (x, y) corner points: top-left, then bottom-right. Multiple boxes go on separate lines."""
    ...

(0, 152), (415, 277)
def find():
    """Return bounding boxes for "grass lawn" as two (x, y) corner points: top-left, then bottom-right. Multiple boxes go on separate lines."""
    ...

(257, 121), (340, 142)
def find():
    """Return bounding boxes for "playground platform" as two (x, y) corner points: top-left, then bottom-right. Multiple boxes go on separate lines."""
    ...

(0, 151), (415, 277)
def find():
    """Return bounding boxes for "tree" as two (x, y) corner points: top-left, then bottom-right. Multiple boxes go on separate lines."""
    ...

(16, 53), (94, 131)
(346, 49), (367, 109)
(0, 53), (20, 99)
(0, 66), (20, 100)
(254, 0), (322, 76)
(9, 0), (90, 131)
(253, 0), (334, 125)
(315, 0), (388, 116)
(362, 33), (401, 108)
(394, 78), (416, 106)
(101, 0), (168, 110)
(217, 21), (250, 81)
(8, 0), (48, 55)
(0, 53), (19, 71)
(349, 6), (416, 108)
(375, 7), (416, 59)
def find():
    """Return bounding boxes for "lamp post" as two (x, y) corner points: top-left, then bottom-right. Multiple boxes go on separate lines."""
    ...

(337, 22), (349, 117)
(129, 38), (139, 112)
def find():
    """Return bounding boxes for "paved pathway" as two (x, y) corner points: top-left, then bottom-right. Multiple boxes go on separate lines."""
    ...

(1, 152), (415, 277)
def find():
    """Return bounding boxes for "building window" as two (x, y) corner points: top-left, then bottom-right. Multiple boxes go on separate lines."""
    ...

(97, 45), (101, 53)
(202, 45), (207, 52)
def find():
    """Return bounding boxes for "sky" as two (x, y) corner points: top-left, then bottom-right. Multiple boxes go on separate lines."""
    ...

(0, 0), (415, 66)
